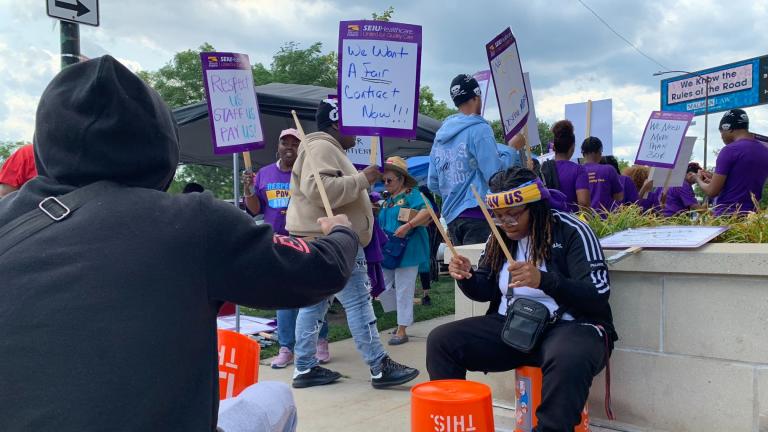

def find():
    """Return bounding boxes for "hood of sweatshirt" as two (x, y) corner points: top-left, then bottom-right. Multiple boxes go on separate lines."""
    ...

(33, 55), (179, 190)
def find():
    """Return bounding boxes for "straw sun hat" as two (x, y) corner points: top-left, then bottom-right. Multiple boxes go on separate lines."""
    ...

(383, 156), (417, 188)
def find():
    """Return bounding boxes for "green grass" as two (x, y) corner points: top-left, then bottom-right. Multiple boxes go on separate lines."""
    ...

(241, 276), (455, 360)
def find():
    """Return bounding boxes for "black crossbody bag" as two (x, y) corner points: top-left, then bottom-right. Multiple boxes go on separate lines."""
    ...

(500, 275), (566, 353)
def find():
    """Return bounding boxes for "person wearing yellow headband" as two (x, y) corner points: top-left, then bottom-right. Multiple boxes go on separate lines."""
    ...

(427, 167), (618, 432)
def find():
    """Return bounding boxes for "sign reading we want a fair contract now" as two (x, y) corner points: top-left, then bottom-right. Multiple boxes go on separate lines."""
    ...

(337, 20), (422, 139)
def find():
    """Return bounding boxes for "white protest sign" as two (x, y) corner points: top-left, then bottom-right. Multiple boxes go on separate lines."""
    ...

(200, 52), (265, 154)
(486, 27), (529, 141)
(346, 136), (384, 169)
(537, 151), (556, 163)
(600, 226), (728, 249)
(635, 111), (694, 169)
(473, 70), (492, 116)
(338, 20), (422, 139)
(565, 98), (612, 160)
(650, 136), (697, 188)
(523, 72), (541, 151)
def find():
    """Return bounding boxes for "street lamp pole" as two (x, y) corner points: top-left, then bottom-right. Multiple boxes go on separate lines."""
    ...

(654, 70), (711, 169)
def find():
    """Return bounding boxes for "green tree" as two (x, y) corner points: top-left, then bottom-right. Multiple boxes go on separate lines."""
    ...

(257, 42), (338, 88)
(0, 141), (26, 166)
(489, 119), (553, 155)
(138, 43), (214, 108)
(419, 86), (456, 121)
(372, 6), (395, 21)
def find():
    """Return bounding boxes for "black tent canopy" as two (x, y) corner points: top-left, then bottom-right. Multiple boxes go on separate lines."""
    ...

(173, 82), (442, 170)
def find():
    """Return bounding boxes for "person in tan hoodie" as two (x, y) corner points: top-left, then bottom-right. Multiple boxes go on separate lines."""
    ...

(286, 99), (420, 389)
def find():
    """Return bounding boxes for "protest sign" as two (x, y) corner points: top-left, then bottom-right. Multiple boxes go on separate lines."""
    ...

(337, 20), (422, 139)
(565, 98), (613, 160)
(523, 72), (541, 152)
(473, 70), (492, 116)
(600, 226), (728, 249)
(650, 136), (697, 189)
(537, 151), (556, 163)
(200, 52), (265, 155)
(635, 111), (694, 169)
(346, 136), (384, 169)
(486, 27), (529, 142)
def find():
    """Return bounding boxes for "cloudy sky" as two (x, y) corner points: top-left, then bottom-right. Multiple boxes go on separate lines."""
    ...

(2, 0), (767, 165)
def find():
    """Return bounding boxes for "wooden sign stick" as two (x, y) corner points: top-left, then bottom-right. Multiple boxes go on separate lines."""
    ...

(291, 110), (334, 217)
(242, 151), (253, 172)
(420, 192), (458, 260)
(585, 99), (593, 139)
(522, 124), (533, 170)
(470, 185), (514, 264)
(605, 246), (642, 265)
(370, 136), (379, 166)
(642, 167), (656, 199)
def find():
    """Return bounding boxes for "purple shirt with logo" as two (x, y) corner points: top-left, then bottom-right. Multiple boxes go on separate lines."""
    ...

(555, 160), (589, 212)
(621, 175), (639, 205)
(663, 182), (698, 217)
(583, 162), (623, 212)
(713, 138), (768, 215)
(252, 162), (292, 235)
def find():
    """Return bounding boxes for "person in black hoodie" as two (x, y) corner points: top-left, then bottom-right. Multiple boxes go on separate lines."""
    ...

(426, 167), (617, 432)
(0, 56), (359, 431)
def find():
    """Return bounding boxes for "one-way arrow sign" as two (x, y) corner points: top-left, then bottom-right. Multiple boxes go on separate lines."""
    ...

(47, 0), (99, 27)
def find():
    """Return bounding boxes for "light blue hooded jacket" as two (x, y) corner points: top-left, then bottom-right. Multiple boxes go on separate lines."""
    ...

(428, 113), (521, 224)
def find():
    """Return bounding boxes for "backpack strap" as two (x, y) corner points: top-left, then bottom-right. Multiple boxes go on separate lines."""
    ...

(0, 181), (120, 258)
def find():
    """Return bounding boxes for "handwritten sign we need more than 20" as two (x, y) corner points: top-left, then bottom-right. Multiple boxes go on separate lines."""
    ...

(635, 111), (694, 168)
(200, 52), (265, 155)
(338, 21), (422, 139)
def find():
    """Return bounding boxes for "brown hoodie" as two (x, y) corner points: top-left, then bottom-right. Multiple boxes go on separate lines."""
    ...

(286, 131), (373, 246)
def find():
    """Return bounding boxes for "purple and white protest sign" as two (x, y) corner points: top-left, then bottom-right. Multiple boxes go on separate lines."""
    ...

(635, 111), (694, 169)
(473, 70), (492, 116)
(337, 20), (422, 139)
(200, 52), (265, 155)
(486, 27), (529, 141)
(346, 136), (385, 170)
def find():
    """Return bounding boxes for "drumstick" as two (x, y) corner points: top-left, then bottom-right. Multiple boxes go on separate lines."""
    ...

(291, 110), (333, 217)
(420, 192), (457, 259)
(470, 184), (514, 263)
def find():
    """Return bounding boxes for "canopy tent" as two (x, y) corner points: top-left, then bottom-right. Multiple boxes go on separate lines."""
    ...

(173, 82), (443, 170)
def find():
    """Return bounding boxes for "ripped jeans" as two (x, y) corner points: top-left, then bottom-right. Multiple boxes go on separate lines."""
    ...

(293, 246), (387, 372)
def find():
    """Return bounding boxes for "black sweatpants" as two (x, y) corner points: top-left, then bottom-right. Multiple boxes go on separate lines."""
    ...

(427, 314), (607, 432)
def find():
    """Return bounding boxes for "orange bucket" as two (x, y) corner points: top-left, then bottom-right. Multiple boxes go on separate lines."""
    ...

(514, 367), (589, 432)
(217, 329), (260, 400)
(411, 380), (495, 432)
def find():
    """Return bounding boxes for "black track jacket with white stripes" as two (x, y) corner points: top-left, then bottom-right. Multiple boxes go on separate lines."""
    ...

(457, 210), (618, 343)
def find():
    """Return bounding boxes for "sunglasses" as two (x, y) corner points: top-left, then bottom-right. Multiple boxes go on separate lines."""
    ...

(491, 208), (527, 227)
(383, 177), (401, 185)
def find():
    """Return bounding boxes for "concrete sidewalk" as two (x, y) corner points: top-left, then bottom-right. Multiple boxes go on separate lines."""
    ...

(259, 315), (614, 432)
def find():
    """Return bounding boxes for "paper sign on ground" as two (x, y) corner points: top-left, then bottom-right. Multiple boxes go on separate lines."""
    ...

(217, 315), (275, 335)
(600, 226), (728, 249)
(564, 99), (613, 160)
(337, 20), (422, 139)
(473, 70), (492, 116)
(523, 73), (541, 151)
(635, 111), (694, 169)
(346, 136), (384, 169)
(650, 136), (697, 188)
(200, 52), (265, 155)
(486, 27), (529, 141)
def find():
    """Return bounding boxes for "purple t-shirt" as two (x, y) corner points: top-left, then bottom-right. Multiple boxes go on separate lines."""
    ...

(663, 182), (698, 217)
(621, 175), (639, 205)
(583, 162), (623, 212)
(554, 160), (588, 211)
(639, 187), (662, 212)
(253, 162), (292, 235)
(713, 138), (768, 215)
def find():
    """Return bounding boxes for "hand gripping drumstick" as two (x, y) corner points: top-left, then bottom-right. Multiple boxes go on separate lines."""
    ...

(420, 192), (458, 260)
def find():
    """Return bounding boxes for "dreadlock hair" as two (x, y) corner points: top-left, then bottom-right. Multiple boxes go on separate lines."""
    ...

(480, 167), (555, 275)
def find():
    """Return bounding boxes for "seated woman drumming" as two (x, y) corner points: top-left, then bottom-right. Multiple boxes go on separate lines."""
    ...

(426, 167), (617, 432)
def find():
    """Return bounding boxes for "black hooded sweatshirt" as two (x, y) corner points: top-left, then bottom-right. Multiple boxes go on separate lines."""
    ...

(0, 56), (358, 431)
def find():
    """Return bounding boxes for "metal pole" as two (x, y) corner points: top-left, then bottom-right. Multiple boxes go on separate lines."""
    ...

(703, 77), (710, 170)
(232, 153), (241, 333)
(60, 21), (80, 69)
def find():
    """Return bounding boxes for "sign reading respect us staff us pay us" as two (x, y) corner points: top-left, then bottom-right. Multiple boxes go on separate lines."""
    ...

(337, 20), (422, 139)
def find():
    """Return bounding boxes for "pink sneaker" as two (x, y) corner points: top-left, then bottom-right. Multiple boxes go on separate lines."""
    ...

(270, 347), (294, 369)
(316, 338), (331, 364)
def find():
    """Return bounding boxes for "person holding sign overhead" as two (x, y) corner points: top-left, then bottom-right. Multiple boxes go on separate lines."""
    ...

(286, 99), (420, 390)
(540, 120), (590, 211)
(426, 167), (616, 432)
(581, 136), (623, 212)
(695, 109), (768, 215)
(428, 74), (521, 246)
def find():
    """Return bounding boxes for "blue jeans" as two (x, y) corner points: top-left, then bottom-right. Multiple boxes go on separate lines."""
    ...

(276, 308), (328, 350)
(294, 246), (387, 371)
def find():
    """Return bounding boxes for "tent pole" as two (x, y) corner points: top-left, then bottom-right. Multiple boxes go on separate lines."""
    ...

(233, 153), (241, 333)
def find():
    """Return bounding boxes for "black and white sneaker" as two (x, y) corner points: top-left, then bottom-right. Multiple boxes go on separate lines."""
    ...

(370, 356), (420, 389)
(292, 366), (342, 389)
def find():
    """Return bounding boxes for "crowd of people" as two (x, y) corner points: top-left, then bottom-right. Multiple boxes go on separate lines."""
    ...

(1, 55), (767, 432)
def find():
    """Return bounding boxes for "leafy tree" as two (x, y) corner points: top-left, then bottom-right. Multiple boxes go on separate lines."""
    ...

(257, 42), (337, 88)
(372, 6), (395, 21)
(0, 141), (26, 166)
(489, 119), (553, 155)
(138, 43), (213, 108)
(419, 86), (456, 121)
